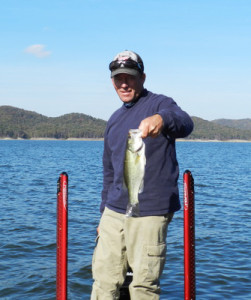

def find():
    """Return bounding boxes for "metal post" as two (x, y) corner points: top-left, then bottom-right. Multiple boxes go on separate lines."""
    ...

(183, 170), (195, 300)
(57, 172), (68, 300)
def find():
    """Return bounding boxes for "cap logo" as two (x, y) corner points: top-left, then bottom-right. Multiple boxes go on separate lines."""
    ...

(118, 56), (130, 62)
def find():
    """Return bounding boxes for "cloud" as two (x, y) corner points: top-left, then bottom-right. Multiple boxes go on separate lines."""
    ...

(24, 44), (51, 58)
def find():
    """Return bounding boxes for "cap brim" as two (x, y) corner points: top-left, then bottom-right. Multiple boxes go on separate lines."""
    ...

(111, 68), (139, 77)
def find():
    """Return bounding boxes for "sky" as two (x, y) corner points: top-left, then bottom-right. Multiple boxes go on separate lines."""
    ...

(0, 0), (250, 121)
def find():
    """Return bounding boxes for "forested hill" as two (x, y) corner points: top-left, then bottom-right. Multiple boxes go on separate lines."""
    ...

(187, 117), (251, 140)
(0, 106), (250, 140)
(212, 118), (251, 131)
(0, 106), (106, 139)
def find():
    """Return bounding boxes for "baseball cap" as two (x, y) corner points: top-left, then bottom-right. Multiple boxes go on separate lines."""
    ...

(109, 50), (144, 77)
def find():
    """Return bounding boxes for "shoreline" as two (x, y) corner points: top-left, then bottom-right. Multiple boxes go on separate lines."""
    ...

(0, 137), (104, 141)
(0, 137), (250, 143)
(177, 138), (251, 143)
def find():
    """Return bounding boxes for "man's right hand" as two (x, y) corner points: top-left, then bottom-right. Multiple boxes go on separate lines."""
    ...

(139, 114), (164, 138)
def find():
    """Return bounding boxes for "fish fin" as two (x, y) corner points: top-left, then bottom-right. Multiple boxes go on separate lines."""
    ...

(138, 179), (144, 193)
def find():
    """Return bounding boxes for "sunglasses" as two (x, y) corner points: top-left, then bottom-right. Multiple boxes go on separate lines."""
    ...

(109, 59), (143, 74)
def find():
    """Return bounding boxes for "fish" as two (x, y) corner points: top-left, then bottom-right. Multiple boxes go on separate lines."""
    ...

(124, 129), (146, 217)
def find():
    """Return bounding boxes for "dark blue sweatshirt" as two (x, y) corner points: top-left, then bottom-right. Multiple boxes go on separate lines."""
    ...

(100, 89), (193, 216)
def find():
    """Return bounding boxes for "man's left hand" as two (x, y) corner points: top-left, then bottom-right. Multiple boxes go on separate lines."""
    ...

(139, 114), (164, 138)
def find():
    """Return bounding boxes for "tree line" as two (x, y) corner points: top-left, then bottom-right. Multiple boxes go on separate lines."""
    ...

(0, 106), (251, 140)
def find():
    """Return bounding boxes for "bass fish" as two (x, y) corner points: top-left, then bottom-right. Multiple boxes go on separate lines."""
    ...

(124, 129), (146, 217)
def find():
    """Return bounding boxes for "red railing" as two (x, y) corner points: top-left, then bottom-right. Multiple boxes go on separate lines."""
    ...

(55, 170), (195, 299)
(56, 172), (68, 300)
(183, 170), (196, 299)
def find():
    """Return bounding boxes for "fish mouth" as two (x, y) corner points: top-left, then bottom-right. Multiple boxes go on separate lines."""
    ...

(128, 139), (144, 153)
(135, 142), (144, 152)
(128, 129), (142, 137)
(127, 129), (144, 152)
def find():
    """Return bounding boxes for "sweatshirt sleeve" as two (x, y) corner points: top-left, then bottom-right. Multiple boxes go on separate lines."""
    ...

(100, 126), (114, 213)
(157, 97), (194, 138)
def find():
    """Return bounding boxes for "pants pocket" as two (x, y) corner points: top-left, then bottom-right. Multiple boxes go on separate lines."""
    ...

(91, 235), (99, 275)
(146, 243), (166, 282)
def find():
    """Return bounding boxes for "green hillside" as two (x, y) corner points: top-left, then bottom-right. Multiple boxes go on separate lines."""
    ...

(212, 118), (251, 131)
(187, 117), (251, 140)
(0, 106), (250, 140)
(0, 106), (106, 139)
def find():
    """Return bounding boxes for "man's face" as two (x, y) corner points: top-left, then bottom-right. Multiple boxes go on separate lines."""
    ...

(112, 73), (145, 103)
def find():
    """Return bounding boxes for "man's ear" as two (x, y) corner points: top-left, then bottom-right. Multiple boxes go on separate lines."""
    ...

(141, 73), (146, 84)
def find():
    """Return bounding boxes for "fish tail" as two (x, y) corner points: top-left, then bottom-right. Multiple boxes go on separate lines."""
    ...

(126, 203), (140, 217)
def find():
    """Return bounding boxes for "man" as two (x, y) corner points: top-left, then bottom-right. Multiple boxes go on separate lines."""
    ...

(91, 50), (193, 299)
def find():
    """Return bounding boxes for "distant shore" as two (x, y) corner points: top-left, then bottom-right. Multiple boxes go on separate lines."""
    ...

(0, 137), (104, 141)
(177, 138), (251, 143)
(1, 137), (250, 142)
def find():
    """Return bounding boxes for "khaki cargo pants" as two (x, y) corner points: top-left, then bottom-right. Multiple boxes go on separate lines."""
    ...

(91, 207), (173, 300)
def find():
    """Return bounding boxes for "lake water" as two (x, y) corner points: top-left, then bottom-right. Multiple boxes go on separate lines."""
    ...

(0, 140), (250, 299)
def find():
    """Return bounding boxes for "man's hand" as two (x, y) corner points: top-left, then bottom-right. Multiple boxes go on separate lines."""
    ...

(138, 114), (164, 138)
